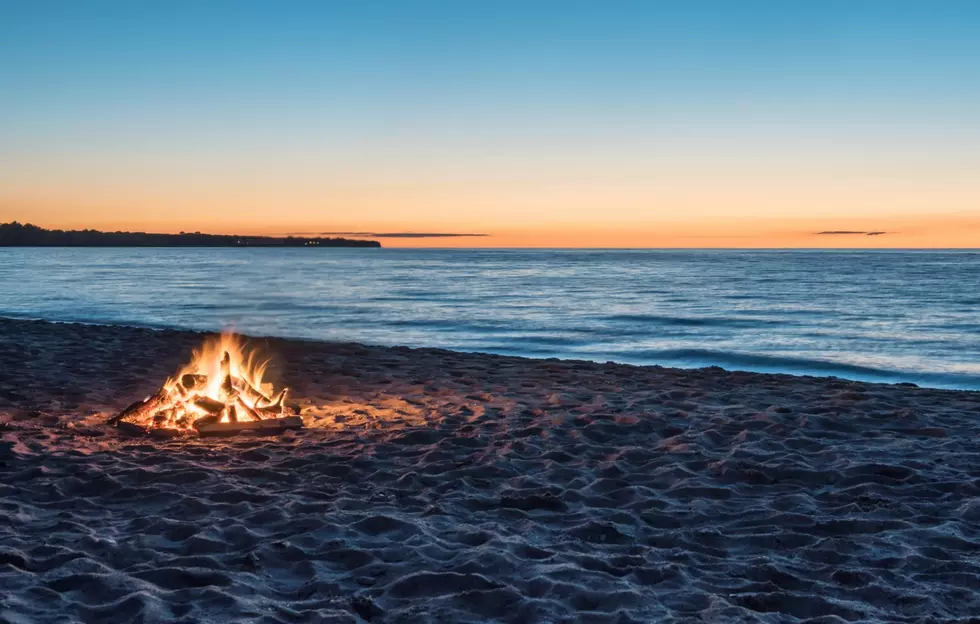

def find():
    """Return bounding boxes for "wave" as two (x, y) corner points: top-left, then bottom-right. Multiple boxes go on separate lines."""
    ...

(385, 319), (516, 334)
(604, 313), (782, 328)
(4, 313), (979, 390)
(619, 348), (980, 390)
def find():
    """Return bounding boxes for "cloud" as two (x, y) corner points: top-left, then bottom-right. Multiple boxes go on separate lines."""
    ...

(286, 232), (489, 238)
(816, 231), (888, 236)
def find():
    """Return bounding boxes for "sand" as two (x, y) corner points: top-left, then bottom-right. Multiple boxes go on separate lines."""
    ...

(2, 318), (980, 623)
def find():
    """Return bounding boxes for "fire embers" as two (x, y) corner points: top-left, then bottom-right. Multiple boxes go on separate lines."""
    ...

(110, 333), (302, 437)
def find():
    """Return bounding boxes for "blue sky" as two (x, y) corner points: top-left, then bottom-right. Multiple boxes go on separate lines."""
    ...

(1, 1), (978, 246)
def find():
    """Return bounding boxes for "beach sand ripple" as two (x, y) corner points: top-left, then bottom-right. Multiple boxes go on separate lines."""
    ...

(2, 319), (980, 622)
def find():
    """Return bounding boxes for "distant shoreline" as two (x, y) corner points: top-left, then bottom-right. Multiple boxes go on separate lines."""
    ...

(0, 222), (381, 248)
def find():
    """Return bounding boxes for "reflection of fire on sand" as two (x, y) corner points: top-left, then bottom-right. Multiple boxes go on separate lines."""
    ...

(108, 333), (303, 437)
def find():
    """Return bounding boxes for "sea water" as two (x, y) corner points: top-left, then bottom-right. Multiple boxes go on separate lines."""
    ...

(1, 248), (978, 390)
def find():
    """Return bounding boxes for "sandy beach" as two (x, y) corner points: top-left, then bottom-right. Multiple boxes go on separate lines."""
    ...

(2, 317), (980, 623)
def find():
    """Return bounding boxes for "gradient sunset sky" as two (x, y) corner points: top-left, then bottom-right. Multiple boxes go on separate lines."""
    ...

(1, 0), (978, 247)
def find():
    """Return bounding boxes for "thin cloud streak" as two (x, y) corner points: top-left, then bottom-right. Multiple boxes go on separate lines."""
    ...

(287, 232), (490, 238)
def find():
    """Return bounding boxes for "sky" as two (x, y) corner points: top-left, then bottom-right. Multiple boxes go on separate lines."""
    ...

(1, 0), (978, 247)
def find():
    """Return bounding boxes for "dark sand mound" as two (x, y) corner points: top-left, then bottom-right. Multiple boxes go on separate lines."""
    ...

(2, 318), (980, 622)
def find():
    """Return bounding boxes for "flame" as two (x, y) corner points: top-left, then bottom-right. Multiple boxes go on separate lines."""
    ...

(120, 332), (288, 431)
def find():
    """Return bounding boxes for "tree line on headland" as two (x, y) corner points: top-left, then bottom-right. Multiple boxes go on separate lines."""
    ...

(0, 222), (381, 248)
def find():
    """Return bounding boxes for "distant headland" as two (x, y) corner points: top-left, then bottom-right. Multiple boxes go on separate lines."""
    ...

(0, 222), (381, 248)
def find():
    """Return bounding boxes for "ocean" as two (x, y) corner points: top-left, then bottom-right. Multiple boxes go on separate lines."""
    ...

(1, 247), (978, 390)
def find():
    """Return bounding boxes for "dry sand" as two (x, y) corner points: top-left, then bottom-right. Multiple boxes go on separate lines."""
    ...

(2, 318), (980, 623)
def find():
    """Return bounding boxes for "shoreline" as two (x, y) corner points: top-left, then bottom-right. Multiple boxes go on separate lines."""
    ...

(0, 222), (381, 248)
(1, 314), (976, 392)
(3, 317), (980, 621)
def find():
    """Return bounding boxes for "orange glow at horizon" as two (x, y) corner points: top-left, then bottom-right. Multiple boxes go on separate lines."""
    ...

(5, 212), (979, 248)
(3, 163), (978, 248)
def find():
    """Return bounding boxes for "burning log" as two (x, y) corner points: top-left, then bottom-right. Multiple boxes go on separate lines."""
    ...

(115, 420), (149, 436)
(194, 396), (226, 414)
(108, 386), (169, 426)
(116, 420), (182, 439)
(196, 415), (303, 437)
(110, 332), (302, 437)
(257, 389), (288, 414)
(220, 352), (235, 396)
(235, 396), (264, 422)
(222, 374), (235, 398)
(193, 414), (220, 428)
(233, 377), (271, 406)
(181, 374), (207, 391)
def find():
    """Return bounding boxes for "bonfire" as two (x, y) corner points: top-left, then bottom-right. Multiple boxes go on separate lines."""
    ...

(110, 333), (303, 437)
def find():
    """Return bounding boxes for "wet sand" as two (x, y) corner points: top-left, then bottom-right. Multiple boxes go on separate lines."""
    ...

(2, 317), (980, 623)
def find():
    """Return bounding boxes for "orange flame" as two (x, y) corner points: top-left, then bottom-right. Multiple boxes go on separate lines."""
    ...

(121, 333), (288, 430)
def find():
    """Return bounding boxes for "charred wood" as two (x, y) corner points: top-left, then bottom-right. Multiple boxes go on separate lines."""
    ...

(194, 396), (226, 414)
